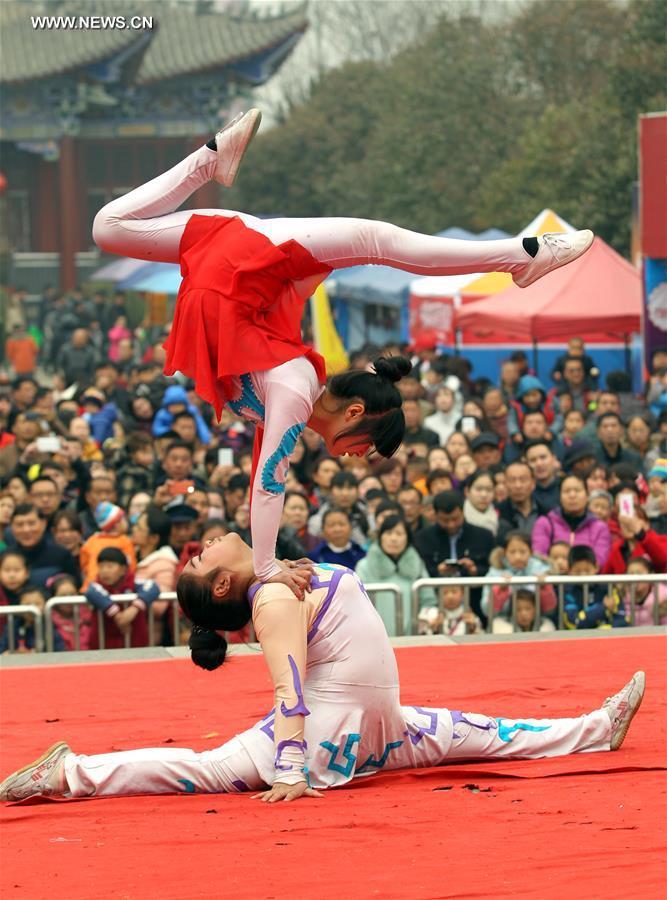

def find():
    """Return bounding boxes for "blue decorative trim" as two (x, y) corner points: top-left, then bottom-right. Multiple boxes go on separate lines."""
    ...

(261, 422), (306, 495)
(227, 373), (265, 423)
(177, 778), (197, 793)
(495, 717), (551, 743)
(358, 740), (404, 772)
(320, 733), (361, 777)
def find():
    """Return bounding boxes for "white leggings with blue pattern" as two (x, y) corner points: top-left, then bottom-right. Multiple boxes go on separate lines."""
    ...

(64, 705), (610, 797)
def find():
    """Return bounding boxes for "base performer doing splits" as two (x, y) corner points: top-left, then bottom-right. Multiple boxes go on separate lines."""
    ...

(91, 109), (594, 597)
(1, 534), (645, 804)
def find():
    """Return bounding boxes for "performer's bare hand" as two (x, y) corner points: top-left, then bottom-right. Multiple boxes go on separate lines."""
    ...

(265, 567), (313, 600)
(252, 780), (323, 803)
(283, 557), (316, 569)
(279, 557), (316, 578)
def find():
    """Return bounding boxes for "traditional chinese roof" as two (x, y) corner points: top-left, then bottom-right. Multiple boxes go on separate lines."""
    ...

(0, 1), (307, 85)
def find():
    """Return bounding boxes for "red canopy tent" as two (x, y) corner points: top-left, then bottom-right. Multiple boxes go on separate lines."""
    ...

(455, 237), (641, 343)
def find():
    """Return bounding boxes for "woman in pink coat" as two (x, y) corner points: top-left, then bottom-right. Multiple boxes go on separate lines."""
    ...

(107, 315), (132, 362)
(621, 557), (667, 625)
(532, 475), (612, 568)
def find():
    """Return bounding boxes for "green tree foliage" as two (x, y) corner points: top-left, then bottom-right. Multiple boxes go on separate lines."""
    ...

(232, 0), (666, 256)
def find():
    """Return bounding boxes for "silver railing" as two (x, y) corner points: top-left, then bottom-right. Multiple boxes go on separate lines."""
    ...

(411, 574), (667, 635)
(1, 576), (664, 654)
(364, 583), (404, 635)
(43, 592), (181, 652)
(0, 605), (45, 652)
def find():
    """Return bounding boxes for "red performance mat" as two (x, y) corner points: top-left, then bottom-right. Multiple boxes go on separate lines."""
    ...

(1, 635), (666, 900)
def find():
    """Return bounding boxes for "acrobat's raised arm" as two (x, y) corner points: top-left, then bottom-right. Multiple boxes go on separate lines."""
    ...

(250, 382), (313, 581)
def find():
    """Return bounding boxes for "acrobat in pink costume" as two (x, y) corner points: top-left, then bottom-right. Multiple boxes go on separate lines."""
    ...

(92, 141), (534, 274)
(92, 139), (538, 586)
(62, 565), (611, 798)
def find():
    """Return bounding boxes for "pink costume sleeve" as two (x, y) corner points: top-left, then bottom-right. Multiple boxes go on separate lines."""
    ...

(251, 378), (314, 581)
(252, 584), (310, 786)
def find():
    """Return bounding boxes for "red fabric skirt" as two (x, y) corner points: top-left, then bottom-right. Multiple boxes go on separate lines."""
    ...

(163, 214), (332, 417)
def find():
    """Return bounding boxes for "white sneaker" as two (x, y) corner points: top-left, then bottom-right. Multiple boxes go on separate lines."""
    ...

(212, 108), (262, 187)
(0, 741), (71, 801)
(513, 229), (594, 288)
(603, 670), (645, 751)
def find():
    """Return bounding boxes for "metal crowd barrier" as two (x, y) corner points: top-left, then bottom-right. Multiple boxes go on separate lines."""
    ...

(411, 574), (667, 635)
(43, 592), (181, 653)
(0, 605), (44, 652)
(363, 583), (404, 635)
(1, 577), (664, 654)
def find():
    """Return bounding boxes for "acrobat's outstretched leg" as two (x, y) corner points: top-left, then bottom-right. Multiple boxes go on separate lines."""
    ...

(0, 673), (644, 802)
(93, 110), (592, 285)
(399, 671), (645, 772)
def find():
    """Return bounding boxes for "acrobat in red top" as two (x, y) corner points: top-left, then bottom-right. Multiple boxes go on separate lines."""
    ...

(164, 214), (332, 580)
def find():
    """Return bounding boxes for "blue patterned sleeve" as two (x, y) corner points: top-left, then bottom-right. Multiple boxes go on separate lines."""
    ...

(251, 382), (314, 581)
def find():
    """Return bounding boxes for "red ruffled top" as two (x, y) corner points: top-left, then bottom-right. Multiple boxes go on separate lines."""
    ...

(163, 214), (332, 417)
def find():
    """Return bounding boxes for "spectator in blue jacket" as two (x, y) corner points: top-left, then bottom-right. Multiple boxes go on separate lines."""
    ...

(507, 375), (555, 444)
(311, 508), (366, 569)
(575, 587), (630, 629)
(563, 545), (607, 628)
(80, 389), (118, 445)
(152, 385), (211, 445)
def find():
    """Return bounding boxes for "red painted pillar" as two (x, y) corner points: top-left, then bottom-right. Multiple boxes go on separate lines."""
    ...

(35, 157), (58, 252)
(58, 136), (79, 290)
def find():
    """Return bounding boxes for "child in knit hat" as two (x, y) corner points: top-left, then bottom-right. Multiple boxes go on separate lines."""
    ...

(79, 501), (136, 588)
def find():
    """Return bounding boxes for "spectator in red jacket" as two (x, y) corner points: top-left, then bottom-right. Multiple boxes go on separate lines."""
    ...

(85, 546), (159, 649)
(602, 511), (667, 574)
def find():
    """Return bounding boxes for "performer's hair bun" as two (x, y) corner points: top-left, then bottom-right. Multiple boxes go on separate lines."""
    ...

(373, 355), (412, 383)
(189, 625), (228, 671)
(327, 355), (412, 458)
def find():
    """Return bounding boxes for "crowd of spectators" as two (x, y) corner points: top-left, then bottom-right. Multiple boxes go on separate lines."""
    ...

(1, 287), (666, 653)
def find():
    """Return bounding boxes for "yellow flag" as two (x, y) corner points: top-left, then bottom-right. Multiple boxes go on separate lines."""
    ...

(310, 283), (349, 375)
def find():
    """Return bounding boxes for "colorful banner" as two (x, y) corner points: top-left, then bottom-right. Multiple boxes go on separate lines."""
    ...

(639, 113), (667, 368)
(643, 258), (667, 366)
(639, 114), (667, 259)
(408, 293), (455, 350)
(310, 283), (349, 375)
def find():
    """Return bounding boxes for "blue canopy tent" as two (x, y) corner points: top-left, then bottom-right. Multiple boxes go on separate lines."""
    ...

(124, 264), (182, 294)
(90, 257), (151, 282)
(118, 262), (182, 293)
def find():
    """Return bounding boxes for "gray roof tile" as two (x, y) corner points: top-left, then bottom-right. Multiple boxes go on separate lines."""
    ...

(0, 1), (307, 84)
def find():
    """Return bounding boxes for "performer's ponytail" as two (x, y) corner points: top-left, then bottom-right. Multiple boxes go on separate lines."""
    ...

(177, 569), (252, 671)
(188, 625), (228, 671)
(328, 355), (412, 457)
